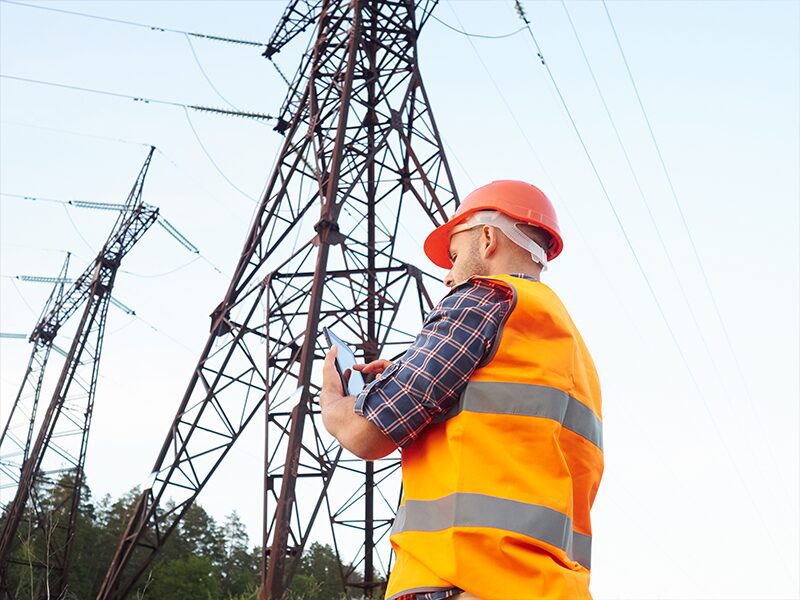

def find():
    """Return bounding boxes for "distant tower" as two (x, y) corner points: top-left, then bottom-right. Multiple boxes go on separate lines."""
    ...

(0, 148), (159, 598)
(0, 253), (72, 490)
(98, 1), (457, 598)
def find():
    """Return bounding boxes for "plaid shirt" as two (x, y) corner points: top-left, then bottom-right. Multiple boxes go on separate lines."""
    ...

(354, 274), (529, 600)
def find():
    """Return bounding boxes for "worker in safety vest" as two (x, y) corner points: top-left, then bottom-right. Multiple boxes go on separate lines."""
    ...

(320, 180), (603, 600)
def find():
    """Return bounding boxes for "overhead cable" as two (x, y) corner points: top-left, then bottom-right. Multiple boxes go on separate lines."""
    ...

(2, 0), (290, 85)
(61, 204), (95, 253)
(0, 120), (152, 148)
(598, 0), (793, 508)
(558, 1), (731, 397)
(443, 0), (650, 347)
(181, 107), (259, 204)
(183, 34), (273, 130)
(0, 0), (264, 47)
(430, 14), (526, 39)
(561, 0), (790, 508)
(184, 34), (237, 110)
(600, 0), (762, 418)
(0, 74), (274, 121)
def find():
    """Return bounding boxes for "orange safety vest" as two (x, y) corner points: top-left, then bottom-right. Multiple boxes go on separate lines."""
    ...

(385, 275), (604, 600)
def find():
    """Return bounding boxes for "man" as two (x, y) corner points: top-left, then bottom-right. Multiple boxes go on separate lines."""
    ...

(320, 180), (603, 599)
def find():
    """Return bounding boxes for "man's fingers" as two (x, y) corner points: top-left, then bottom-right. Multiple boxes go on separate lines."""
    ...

(343, 368), (351, 385)
(353, 359), (393, 375)
(323, 347), (343, 394)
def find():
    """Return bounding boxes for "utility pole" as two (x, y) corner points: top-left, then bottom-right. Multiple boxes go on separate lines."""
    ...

(98, 1), (456, 598)
(0, 148), (159, 599)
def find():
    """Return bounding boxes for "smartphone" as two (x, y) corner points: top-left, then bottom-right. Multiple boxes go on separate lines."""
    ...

(322, 327), (365, 396)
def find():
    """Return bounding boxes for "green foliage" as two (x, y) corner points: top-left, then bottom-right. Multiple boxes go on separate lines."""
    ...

(2, 478), (367, 599)
(288, 542), (345, 600)
(143, 555), (221, 599)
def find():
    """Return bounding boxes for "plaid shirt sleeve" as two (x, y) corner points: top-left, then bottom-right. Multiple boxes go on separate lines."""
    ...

(353, 277), (514, 449)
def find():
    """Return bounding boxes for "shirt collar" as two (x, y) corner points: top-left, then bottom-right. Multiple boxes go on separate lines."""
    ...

(508, 273), (540, 282)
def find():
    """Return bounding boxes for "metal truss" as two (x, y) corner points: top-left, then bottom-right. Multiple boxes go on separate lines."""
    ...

(0, 254), (71, 493)
(0, 148), (159, 599)
(98, 1), (456, 598)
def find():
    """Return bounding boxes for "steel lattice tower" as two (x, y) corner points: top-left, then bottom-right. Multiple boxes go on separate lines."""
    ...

(0, 254), (71, 491)
(98, 1), (458, 598)
(0, 148), (159, 598)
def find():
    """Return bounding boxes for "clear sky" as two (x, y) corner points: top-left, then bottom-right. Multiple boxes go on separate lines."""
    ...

(1, 1), (798, 598)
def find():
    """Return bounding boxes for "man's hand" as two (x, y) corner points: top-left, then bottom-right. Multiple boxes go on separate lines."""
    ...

(320, 346), (397, 461)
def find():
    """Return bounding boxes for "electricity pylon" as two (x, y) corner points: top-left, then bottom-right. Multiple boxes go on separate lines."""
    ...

(98, 1), (457, 598)
(0, 148), (159, 598)
(0, 254), (72, 491)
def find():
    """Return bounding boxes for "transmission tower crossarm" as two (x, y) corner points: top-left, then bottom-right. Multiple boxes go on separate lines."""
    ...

(263, 0), (322, 58)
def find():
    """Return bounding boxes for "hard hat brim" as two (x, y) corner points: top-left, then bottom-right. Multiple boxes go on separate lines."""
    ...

(423, 218), (460, 269)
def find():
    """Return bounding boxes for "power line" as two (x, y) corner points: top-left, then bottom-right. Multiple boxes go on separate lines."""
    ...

(430, 14), (526, 39)
(0, 74), (274, 121)
(442, 2), (554, 196)
(181, 107), (259, 204)
(600, 0), (765, 419)
(61, 203), (95, 254)
(2, 0), (292, 91)
(598, 0), (794, 510)
(7, 278), (37, 317)
(183, 34), (273, 131)
(184, 34), (238, 111)
(560, 0), (791, 510)
(0, 0), (264, 47)
(0, 119), (152, 148)
(513, 0), (789, 570)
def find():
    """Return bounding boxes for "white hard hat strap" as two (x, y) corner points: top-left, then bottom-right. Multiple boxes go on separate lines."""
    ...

(453, 211), (548, 271)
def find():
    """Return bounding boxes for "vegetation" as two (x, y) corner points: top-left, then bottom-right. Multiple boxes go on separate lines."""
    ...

(1, 477), (368, 599)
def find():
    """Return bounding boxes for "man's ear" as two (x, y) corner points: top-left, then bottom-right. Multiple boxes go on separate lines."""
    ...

(481, 225), (499, 259)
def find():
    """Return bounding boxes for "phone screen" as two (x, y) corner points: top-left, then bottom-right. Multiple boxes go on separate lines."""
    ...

(323, 327), (365, 396)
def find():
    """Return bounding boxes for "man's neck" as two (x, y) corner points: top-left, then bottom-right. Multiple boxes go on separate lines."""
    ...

(488, 261), (542, 282)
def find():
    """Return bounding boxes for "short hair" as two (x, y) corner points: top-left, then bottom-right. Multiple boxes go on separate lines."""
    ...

(516, 223), (553, 255)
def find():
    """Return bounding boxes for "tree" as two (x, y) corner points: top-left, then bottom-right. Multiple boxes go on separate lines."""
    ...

(288, 542), (351, 600)
(219, 511), (260, 598)
(141, 554), (221, 600)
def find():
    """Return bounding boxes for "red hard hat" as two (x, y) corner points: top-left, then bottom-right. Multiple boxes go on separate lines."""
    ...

(423, 180), (564, 269)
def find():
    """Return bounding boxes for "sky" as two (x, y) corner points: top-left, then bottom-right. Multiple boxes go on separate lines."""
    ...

(1, 1), (798, 598)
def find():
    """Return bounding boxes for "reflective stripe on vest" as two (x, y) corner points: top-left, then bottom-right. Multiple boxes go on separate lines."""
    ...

(450, 380), (603, 451)
(393, 492), (592, 569)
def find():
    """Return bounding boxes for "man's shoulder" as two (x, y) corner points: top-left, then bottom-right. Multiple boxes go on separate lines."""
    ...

(423, 278), (514, 330)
